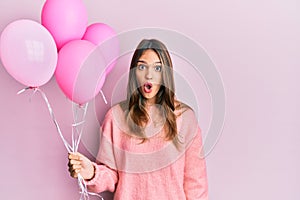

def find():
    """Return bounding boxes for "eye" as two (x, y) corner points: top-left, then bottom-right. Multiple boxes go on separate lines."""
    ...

(154, 66), (162, 72)
(137, 64), (146, 70)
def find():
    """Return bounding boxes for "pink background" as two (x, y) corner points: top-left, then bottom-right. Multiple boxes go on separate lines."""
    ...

(0, 0), (299, 199)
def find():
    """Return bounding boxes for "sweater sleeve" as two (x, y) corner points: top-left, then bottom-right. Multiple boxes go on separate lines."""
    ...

(85, 162), (118, 193)
(85, 109), (119, 193)
(184, 127), (209, 200)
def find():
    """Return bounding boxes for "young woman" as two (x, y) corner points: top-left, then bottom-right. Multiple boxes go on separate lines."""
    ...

(68, 39), (208, 199)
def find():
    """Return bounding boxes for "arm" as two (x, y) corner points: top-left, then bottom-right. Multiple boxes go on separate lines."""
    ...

(184, 127), (209, 200)
(85, 162), (118, 193)
(68, 108), (119, 193)
(86, 108), (119, 193)
(68, 152), (118, 193)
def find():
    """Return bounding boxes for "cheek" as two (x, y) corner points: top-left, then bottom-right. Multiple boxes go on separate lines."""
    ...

(154, 73), (163, 84)
(135, 72), (143, 85)
(155, 85), (161, 93)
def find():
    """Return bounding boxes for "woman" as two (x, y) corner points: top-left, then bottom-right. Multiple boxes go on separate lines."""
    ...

(68, 39), (208, 199)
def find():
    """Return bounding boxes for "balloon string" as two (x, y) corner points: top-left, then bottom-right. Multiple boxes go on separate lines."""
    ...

(72, 104), (104, 199)
(72, 103), (78, 153)
(78, 174), (104, 200)
(77, 103), (88, 152)
(17, 87), (73, 152)
(100, 90), (107, 104)
(17, 87), (104, 199)
(72, 102), (89, 152)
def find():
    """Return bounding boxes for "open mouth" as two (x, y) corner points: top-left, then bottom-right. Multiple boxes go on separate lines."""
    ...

(143, 82), (153, 93)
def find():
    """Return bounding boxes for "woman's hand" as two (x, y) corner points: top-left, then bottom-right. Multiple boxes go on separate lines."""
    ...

(68, 152), (95, 180)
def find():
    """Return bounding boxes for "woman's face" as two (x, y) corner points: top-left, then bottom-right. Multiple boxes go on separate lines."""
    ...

(135, 49), (163, 105)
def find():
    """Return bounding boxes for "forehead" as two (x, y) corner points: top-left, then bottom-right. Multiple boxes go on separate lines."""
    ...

(138, 49), (161, 63)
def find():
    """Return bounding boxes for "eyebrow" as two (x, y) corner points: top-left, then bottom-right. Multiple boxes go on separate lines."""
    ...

(137, 60), (162, 64)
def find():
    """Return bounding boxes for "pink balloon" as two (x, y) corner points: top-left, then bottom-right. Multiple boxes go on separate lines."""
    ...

(41, 0), (88, 50)
(55, 40), (106, 105)
(0, 19), (57, 87)
(82, 23), (119, 75)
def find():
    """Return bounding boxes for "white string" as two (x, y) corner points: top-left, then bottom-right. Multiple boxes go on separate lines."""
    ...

(71, 103), (105, 199)
(17, 88), (27, 95)
(72, 102), (89, 153)
(78, 174), (89, 200)
(72, 120), (86, 127)
(18, 87), (73, 153)
(18, 87), (104, 200)
(71, 103), (104, 200)
(100, 90), (108, 104)
(71, 103), (78, 152)
(77, 174), (104, 200)
(72, 103), (80, 152)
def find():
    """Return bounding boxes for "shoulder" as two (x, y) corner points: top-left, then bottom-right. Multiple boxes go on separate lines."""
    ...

(175, 100), (199, 137)
(174, 100), (195, 118)
(103, 101), (126, 121)
(101, 101), (130, 133)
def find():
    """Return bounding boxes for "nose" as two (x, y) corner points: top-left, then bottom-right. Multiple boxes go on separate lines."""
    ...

(145, 68), (153, 80)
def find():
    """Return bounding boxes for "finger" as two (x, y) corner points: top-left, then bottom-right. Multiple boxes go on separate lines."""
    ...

(71, 171), (78, 178)
(68, 159), (80, 167)
(70, 168), (81, 178)
(70, 164), (82, 171)
(70, 167), (79, 175)
(69, 152), (83, 160)
(74, 152), (83, 157)
(68, 153), (82, 161)
(69, 159), (81, 166)
(69, 165), (81, 173)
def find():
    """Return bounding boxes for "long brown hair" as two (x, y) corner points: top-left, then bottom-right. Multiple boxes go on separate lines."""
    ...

(121, 39), (183, 144)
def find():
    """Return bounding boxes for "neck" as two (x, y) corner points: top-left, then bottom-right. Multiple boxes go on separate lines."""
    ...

(145, 98), (156, 107)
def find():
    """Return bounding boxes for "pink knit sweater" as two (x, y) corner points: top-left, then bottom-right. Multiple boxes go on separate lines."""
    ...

(85, 104), (208, 199)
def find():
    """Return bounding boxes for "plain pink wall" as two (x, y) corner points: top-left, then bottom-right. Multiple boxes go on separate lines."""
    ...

(1, 0), (300, 199)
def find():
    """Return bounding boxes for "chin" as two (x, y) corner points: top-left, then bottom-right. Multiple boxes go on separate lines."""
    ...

(144, 95), (155, 100)
(142, 94), (155, 102)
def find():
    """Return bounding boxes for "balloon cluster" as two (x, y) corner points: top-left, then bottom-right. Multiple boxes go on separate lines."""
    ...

(0, 1), (118, 199)
(0, 0), (119, 105)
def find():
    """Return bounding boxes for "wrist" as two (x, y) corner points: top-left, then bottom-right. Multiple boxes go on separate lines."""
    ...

(85, 163), (96, 181)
